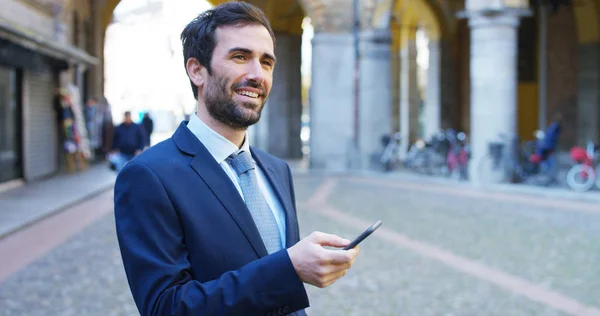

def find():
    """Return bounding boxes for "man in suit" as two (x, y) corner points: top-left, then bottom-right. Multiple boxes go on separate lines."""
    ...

(114, 2), (360, 315)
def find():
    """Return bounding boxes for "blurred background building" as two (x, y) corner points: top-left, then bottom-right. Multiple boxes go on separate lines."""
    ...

(1, 0), (598, 186)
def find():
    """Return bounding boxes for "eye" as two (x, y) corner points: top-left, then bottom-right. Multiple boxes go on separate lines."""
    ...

(262, 60), (273, 67)
(233, 55), (246, 60)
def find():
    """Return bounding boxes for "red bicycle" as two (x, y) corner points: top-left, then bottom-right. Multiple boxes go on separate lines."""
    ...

(565, 141), (599, 192)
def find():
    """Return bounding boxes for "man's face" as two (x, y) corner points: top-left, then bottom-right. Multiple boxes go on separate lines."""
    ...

(201, 24), (275, 130)
(124, 114), (132, 124)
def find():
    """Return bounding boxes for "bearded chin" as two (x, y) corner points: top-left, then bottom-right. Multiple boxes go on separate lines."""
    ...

(205, 93), (264, 131)
(227, 101), (263, 130)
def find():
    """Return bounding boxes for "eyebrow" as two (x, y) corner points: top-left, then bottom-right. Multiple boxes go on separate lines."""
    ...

(228, 47), (277, 64)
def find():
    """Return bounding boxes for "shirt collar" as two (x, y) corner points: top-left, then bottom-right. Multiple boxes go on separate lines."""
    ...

(186, 113), (251, 164)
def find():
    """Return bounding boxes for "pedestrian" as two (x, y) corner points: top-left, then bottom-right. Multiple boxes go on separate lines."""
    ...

(113, 2), (360, 315)
(532, 112), (562, 183)
(109, 111), (145, 172)
(141, 112), (154, 147)
(99, 96), (114, 157)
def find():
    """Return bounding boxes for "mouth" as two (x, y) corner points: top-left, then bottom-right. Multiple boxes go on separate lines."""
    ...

(234, 89), (261, 100)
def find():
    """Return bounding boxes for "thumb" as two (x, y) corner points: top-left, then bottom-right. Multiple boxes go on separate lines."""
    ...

(310, 232), (351, 248)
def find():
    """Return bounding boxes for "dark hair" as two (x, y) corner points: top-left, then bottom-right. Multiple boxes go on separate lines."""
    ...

(180, 1), (275, 99)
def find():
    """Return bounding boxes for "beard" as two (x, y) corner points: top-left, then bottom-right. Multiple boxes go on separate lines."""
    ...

(203, 73), (268, 131)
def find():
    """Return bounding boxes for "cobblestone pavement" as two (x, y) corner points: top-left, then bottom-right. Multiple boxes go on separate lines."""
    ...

(1, 172), (599, 316)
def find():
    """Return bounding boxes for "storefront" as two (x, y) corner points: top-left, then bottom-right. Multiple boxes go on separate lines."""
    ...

(0, 64), (22, 183)
(0, 22), (97, 185)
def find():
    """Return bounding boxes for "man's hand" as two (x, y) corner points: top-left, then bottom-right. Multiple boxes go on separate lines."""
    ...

(287, 232), (360, 288)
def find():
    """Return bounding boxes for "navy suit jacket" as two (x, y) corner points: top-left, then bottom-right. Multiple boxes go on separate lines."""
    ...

(114, 122), (309, 316)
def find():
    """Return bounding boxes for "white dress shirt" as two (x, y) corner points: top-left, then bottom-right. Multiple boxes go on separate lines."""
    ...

(186, 114), (287, 248)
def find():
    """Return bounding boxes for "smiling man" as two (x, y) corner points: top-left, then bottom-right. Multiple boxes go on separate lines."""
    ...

(113, 2), (360, 316)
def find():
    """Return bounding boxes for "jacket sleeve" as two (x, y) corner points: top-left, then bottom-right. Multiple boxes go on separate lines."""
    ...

(285, 163), (301, 246)
(114, 161), (309, 316)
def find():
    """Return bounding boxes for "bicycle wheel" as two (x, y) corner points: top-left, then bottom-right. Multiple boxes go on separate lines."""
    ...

(566, 164), (596, 192)
(478, 154), (507, 185)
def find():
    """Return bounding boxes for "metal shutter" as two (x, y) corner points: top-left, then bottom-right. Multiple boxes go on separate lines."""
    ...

(24, 68), (57, 180)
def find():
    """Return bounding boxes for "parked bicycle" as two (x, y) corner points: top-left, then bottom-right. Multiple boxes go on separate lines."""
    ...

(373, 132), (403, 172)
(445, 130), (470, 180)
(565, 141), (600, 192)
(478, 132), (551, 185)
(404, 130), (450, 176)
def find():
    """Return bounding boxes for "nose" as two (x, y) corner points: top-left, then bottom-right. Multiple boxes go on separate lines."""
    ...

(244, 59), (266, 84)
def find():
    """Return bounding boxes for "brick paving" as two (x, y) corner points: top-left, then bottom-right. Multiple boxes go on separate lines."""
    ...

(1, 171), (599, 315)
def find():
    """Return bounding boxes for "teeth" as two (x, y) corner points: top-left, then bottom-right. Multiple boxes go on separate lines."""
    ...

(237, 91), (259, 98)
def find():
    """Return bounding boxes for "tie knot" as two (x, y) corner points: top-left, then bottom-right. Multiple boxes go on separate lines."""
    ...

(227, 151), (255, 175)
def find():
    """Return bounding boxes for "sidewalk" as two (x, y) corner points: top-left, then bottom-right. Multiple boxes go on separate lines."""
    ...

(1, 156), (597, 241)
(0, 131), (174, 240)
(360, 169), (600, 204)
(289, 157), (600, 204)
(0, 163), (116, 239)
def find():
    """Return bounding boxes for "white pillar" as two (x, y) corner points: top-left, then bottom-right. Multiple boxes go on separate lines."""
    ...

(467, 12), (522, 184)
(309, 30), (393, 170)
(424, 39), (441, 139)
(309, 33), (355, 170)
(252, 33), (303, 159)
(359, 29), (392, 168)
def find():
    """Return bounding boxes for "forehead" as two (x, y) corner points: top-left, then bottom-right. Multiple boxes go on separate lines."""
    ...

(213, 24), (274, 56)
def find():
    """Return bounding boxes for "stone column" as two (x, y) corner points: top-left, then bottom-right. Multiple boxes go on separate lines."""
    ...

(466, 11), (523, 184)
(577, 43), (600, 145)
(424, 39), (441, 139)
(358, 29), (392, 168)
(309, 33), (355, 170)
(252, 33), (303, 159)
(399, 31), (419, 158)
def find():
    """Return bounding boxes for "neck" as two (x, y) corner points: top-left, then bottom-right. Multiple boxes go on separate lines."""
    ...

(195, 102), (245, 148)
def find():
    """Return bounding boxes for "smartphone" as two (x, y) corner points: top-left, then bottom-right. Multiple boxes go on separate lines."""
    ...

(343, 220), (383, 250)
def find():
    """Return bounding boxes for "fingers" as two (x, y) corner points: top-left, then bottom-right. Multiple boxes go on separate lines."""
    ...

(322, 269), (348, 287)
(310, 263), (350, 288)
(294, 232), (363, 289)
(309, 231), (350, 248)
(325, 247), (359, 265)
(315, 268), (350, 288)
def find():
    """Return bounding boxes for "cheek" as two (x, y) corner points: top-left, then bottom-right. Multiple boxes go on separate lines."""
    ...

(264, 77), (273, 92)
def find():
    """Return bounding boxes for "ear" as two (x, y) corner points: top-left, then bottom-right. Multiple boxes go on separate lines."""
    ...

(186, 57), (206, 90)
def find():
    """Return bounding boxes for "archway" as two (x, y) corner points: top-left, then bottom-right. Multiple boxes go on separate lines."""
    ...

(369, 0), (453, 156)
(101, 0), (309, 159)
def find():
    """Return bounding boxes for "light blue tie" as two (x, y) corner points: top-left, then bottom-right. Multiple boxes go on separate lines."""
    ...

(227, 151), (282, 254)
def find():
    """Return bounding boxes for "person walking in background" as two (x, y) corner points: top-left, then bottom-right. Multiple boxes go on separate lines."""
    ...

(113, 3), (360, 315)
(533, 112), (562, 183)
(99, 96), (115, 158)
(141, 112), (154, 147)
(108, 111), (145, 172)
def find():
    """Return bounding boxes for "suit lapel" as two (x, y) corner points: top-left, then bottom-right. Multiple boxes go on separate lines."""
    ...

(173, 123), (268, 258)
(251, 148), (298, 248)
